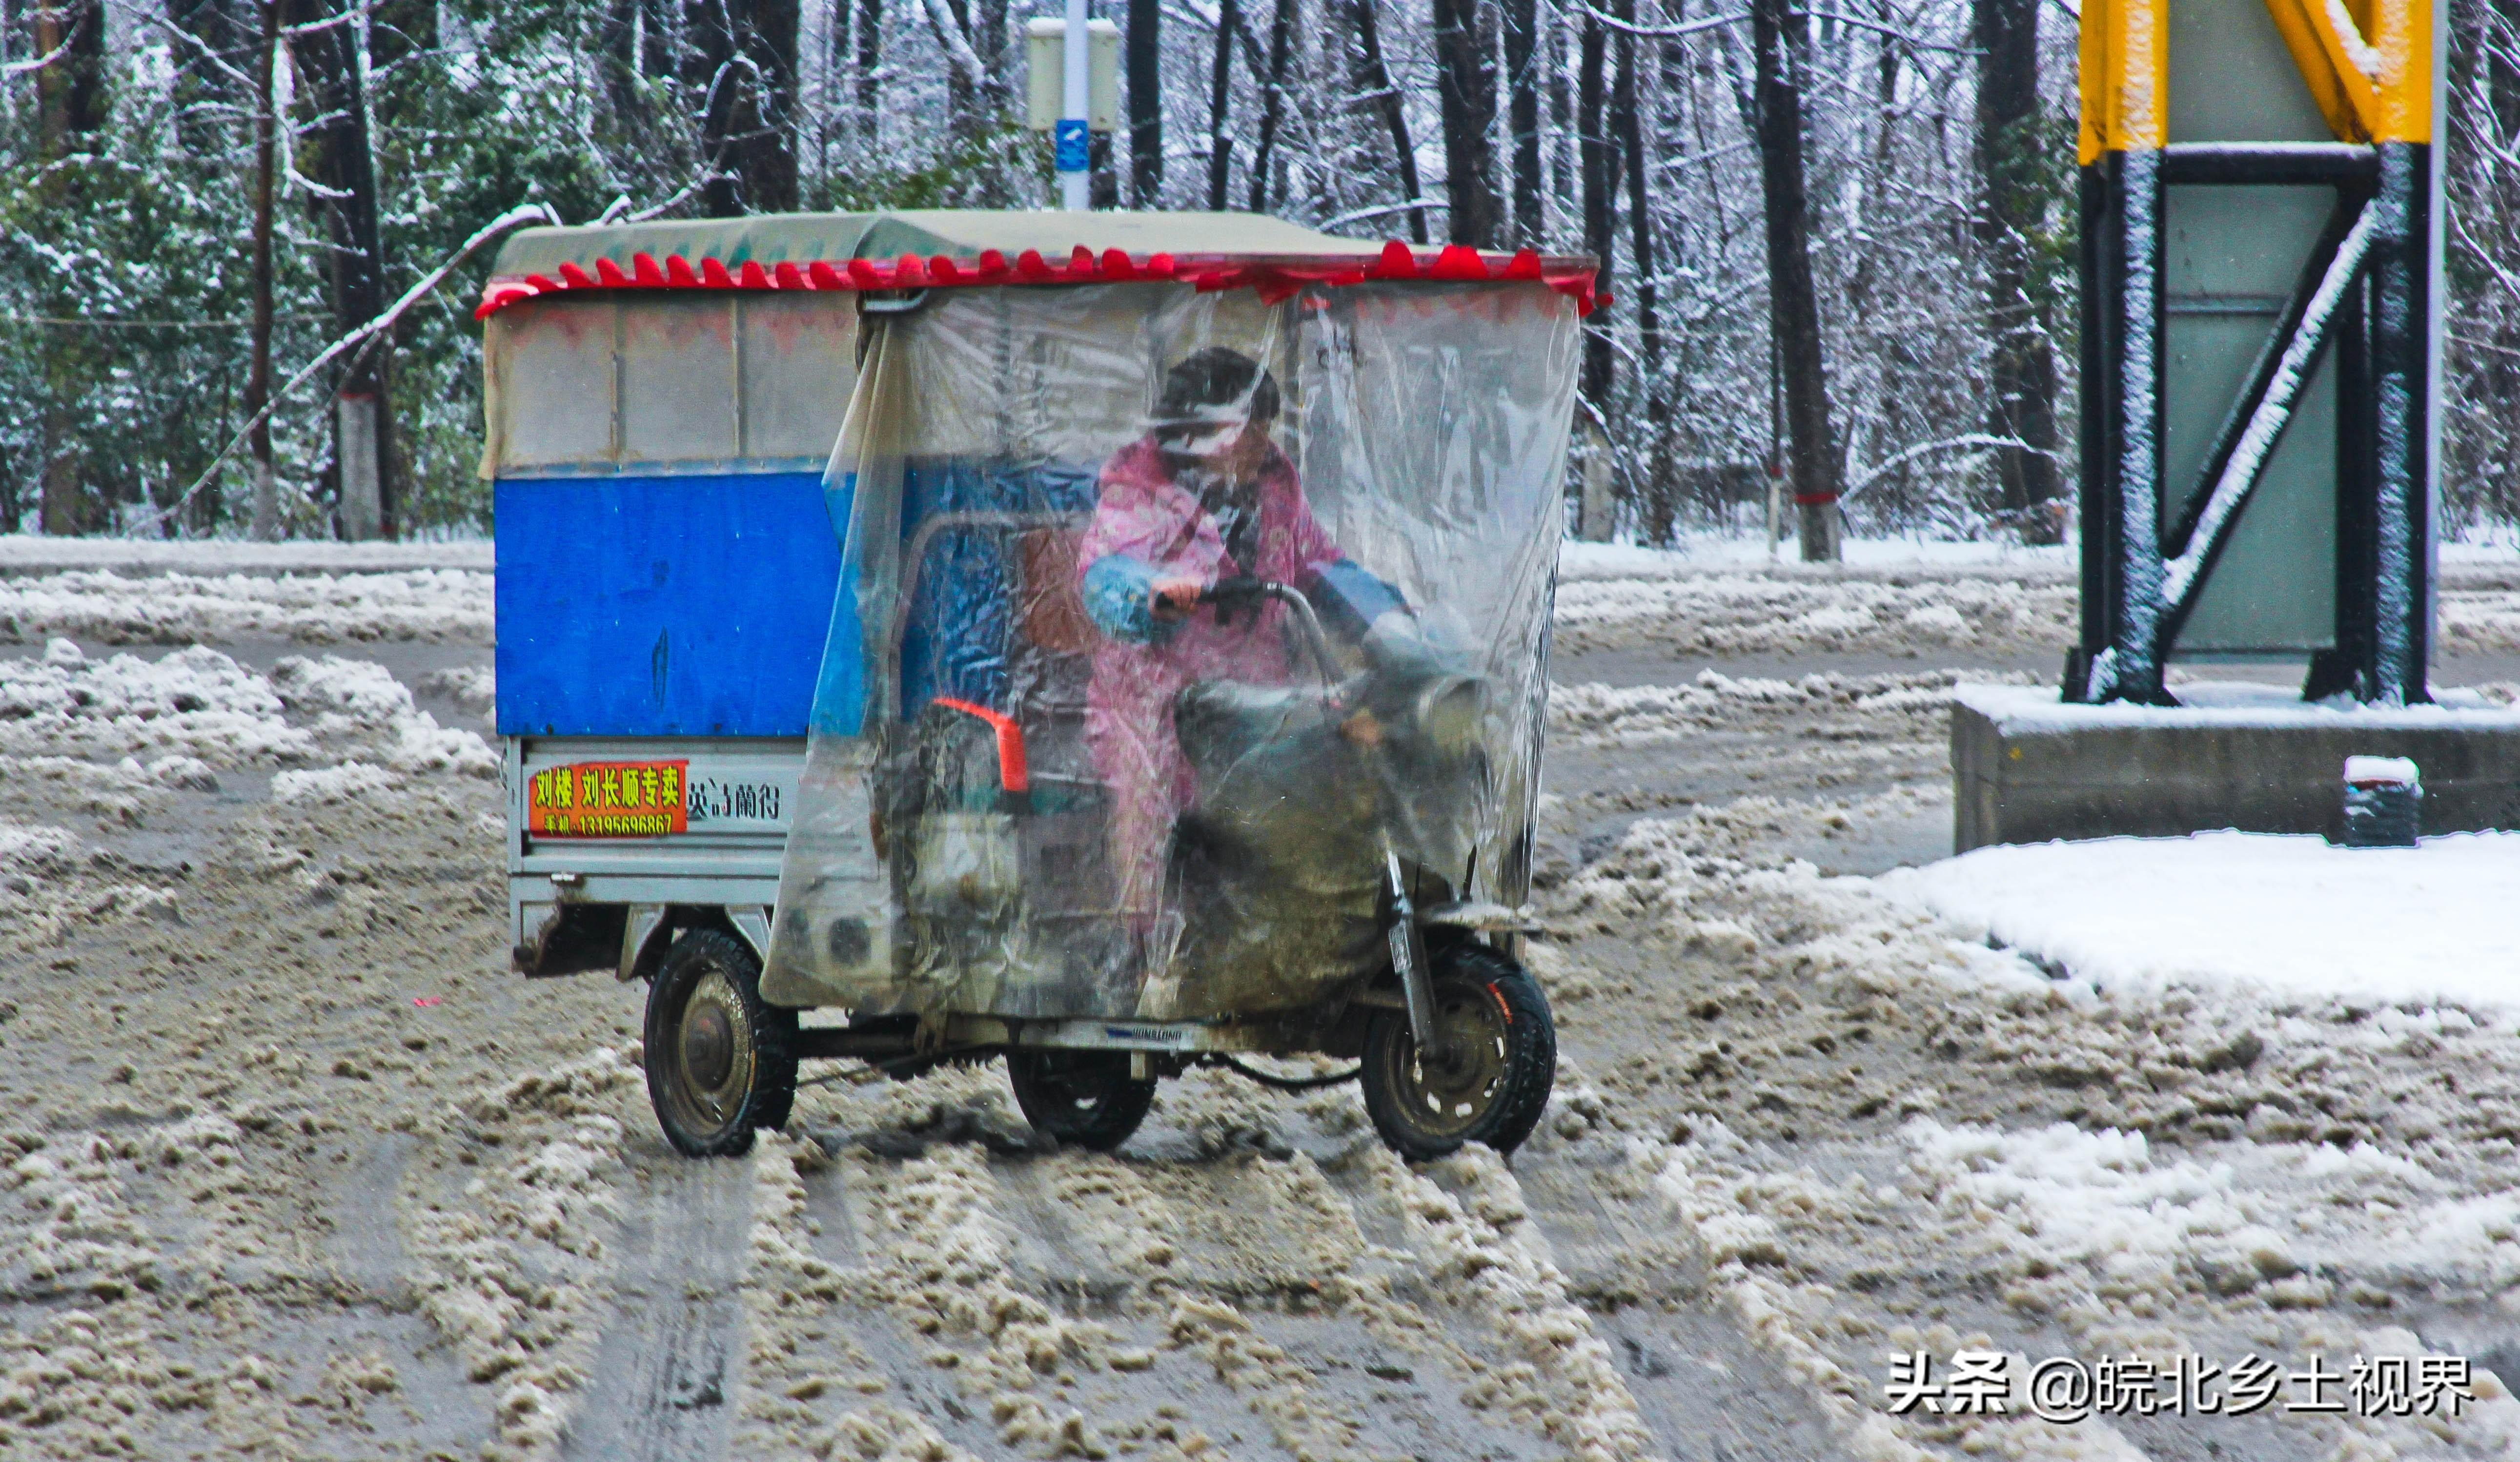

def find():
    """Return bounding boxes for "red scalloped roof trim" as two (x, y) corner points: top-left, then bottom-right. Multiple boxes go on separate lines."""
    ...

(475, 242), (1600, 320)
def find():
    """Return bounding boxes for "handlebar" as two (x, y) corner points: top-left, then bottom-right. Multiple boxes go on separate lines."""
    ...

(1197, 577), (1344, 689)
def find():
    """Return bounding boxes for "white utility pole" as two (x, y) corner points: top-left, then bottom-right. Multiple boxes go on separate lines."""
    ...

(1059, 0), (1091, 210)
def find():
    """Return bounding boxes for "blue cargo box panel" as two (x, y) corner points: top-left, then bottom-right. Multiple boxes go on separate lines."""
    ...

(496, 473), (849, 738)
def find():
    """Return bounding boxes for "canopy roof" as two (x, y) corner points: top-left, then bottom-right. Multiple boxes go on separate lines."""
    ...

(477, 209), (1600, 320)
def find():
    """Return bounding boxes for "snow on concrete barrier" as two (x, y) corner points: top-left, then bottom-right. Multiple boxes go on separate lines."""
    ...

(1877, 829), (2520, 1007)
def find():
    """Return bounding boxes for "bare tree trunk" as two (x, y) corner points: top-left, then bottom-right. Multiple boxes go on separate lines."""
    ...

(34, 0), (105, 536)
(1249, 0), (1295, 211)
(973, 0), (1005, 91)
(2495, 1), (2520, 139)
(603, 0), (644, 124)
(684, 0), (802, 215)
(290, 0), (397, 540)
(367, 0), (437, 531)
(1749, 0), (1839, 560)
(644, 0), (677, 80)
(1206, 0), (1236, 208)
(247, 0), (280, 540)
(1433, 0), (1501, 246)
(1651, 0), (1688, 520)
(1349, 0), (1426, 242)
(1504, 0), (1541, 245)
(1090, 128), (1120, 206)
(1972, 0), (2060, 542)
(1577, 3), (1615, 412)
(33, 0), (104, 141)
(853, 0), (881, 147)
(1127, 0), (1161, 203)
(1547, 0), (1574, 226)
(936, 0), (976, 137)
(1613, 0), (1671, 540)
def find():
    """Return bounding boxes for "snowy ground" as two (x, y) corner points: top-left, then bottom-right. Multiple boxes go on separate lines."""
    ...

(7, 545), (2520, 1460)
(1878, 830), (2520, 1007)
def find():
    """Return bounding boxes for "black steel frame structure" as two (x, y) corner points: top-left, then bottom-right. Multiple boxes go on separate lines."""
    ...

(2070, 9), (2438, 708)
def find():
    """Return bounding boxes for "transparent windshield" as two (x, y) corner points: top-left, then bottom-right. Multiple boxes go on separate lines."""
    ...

(761, 280), (1578, 1022)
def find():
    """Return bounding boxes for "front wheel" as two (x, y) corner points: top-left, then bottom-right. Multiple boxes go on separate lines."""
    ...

(1361, 945), (1555, 1161)
(643, 929), (798, 1157)
(1006, 1050), (1157, 1152)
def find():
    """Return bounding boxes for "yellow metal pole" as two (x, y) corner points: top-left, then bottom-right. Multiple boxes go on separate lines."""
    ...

(2077, 0), (2167, 165)
(2259, 0), (2430, 144)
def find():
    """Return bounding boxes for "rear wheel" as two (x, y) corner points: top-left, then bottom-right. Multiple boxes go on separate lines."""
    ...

(643, 929), (797, 1157)
(1006, 1050), (1157, 1152)
(1361, 945), (1555, 1161)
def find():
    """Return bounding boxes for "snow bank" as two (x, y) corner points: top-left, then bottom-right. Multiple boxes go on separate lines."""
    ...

(1558, 537), (2074, 580)
(0, 568), (490, 644)
(420, 665), (497, 719)
(1551, 667), (1992, 746)
(1903, 1120), (2282, 1287)
(0, 820), (79, 869)
(271, 655), (500, 777)
(0, 640), (314, 764)
(1553, 572), (2076, 656)
(0, 535), (489, 573)
(0, 640), (496, 776)
(272, 762), (402, 805)
(1877, 830), (2520, 1007)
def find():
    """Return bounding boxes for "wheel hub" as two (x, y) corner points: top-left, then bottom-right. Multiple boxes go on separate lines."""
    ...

(683, 1001), (734, 1090)
(669, 970), (753, 1126)
(1400, 989), (1508, 1133)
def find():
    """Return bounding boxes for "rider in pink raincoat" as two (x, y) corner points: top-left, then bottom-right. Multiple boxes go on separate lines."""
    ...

(1076, 348), (1395, 927)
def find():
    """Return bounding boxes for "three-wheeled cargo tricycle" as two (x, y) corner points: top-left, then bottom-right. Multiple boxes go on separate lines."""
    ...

(482, 210), (1593, 1159)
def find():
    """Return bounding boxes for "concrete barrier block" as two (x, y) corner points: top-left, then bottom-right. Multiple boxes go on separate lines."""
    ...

(1950, 684), (2520, 852)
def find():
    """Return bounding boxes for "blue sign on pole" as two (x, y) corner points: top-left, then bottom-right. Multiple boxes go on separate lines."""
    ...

(1054, 119), (1090, 174)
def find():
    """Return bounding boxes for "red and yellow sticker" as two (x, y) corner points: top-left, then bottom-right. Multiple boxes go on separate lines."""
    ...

(528, 760), (688, 838)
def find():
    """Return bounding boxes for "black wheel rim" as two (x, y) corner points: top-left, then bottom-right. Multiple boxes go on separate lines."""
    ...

(1379, 983), (1510, 1143)
(661, 968), (755, 1138)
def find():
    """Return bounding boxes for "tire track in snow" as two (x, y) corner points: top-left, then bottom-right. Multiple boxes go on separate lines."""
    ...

(731, 1134), (974, 1460)
(557, 1148), (751, 1461)
(1350, 1142), (1663, 1461)
(1505, 1104), (1858, 1462)
(1027, 1149), (1375, 1460)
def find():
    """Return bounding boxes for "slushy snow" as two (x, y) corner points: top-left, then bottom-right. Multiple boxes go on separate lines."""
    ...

(0, 639), (494, 774)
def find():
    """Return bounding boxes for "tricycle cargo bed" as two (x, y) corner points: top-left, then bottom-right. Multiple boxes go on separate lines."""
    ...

(505, 736), (803, 976)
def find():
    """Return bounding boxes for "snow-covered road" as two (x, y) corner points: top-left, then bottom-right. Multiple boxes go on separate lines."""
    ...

(6, 546), (2520, 1460)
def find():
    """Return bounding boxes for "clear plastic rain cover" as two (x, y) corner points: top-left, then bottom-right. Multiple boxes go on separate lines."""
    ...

(761, 281), (1578, 1022)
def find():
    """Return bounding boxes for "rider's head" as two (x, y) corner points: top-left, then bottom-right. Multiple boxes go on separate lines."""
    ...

(1153, 348), (1280, 479)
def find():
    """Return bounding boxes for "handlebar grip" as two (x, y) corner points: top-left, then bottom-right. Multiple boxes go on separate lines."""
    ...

(1199, 575), (1270, 627)
(1198, 575), (1267, 606)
